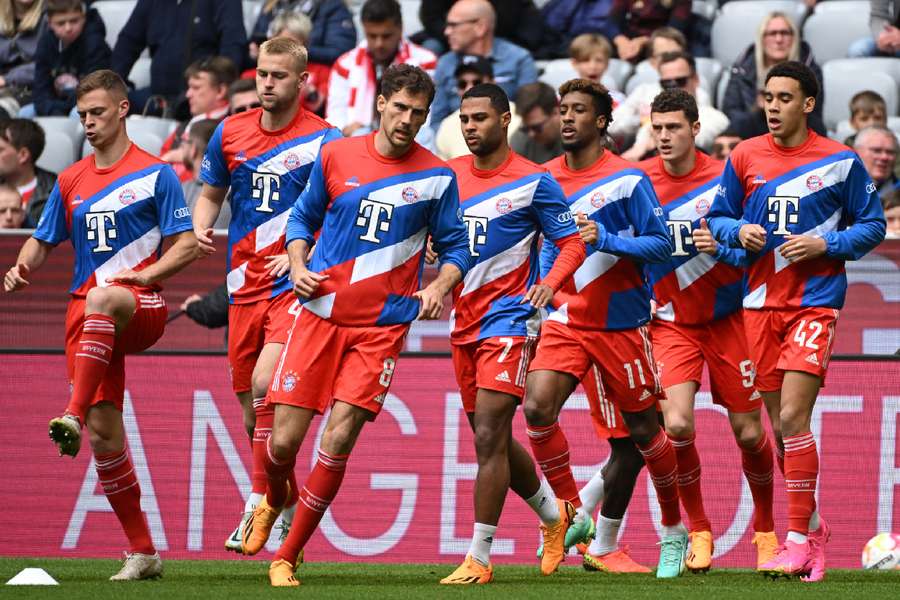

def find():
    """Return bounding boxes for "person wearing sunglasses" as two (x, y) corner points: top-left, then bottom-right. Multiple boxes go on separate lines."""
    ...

(229, 78), (263, 115)
(435, 55), (522, 159)
(510, 81), (563, 164)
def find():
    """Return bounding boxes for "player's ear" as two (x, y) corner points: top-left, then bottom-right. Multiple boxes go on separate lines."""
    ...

(500, 110), (511, 129)
(691, 119), (701, 138)
(803, 95), (816, 115)
(118, 98), (130, 120)
(595, 114), (607, 131)
(376, 94), (387, 114)
(298, 70), (310, 89)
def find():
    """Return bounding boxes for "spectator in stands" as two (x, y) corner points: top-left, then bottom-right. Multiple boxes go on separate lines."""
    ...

(0, 118), (55, 227)
(883, 189), (900, 238)
(112, 0), (247, 114)
(267, 11), (327, 114)
(510, 81), (562, 163)
(435, 55), (521, 160)
(228, 78), (259, 115)
(568, 33), (625, 103)
(844, 91), (888, 147)
(542, 0), (617, 48)
(431, 0), (537, 130)
(622, 51), (728, 161)
(608, 27), (691, 143)
(711, 129), (742, 161)
(609, 0), (692, 63)
(249, 0), (356, 68)
(854, 125), (900, 198)
(28, 0), (111, 117)
(0, 182), (23, 228)
(848, 0), (900, 58)
(0, 0), (44, 106)
(160, 56), (237, 180)
(722, 11), (826, 139)
(328, 0), (436, 137)
(181, 118), (230, 228)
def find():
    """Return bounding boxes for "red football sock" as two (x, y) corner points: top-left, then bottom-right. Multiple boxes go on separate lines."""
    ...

(95, 449), (154, 555)
(66, 314), (116, 421)
(251, 399), (273, 495)
(740, 434), (775, 532)
(275, 449), (348, 566)
(669, 434), (710, 532)
(784, 432), (818, 535)
(638, 429), (681, 527)
(264, 436), (295, 508)
(526, 422), (581, 507)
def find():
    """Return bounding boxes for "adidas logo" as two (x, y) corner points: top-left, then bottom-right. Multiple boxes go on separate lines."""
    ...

(639, 388), (652, 400)
(752, 174), (767, 185)
(805, 353), (819, 366)
(495, 370), (511, 383)
(236, 150), (247, 161)
(345, 176), (360, 188)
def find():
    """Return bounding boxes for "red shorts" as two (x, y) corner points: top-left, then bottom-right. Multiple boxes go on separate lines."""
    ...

(743, 307), (839, 392)
(64, 287), (167, 411)
(581, 364), (631, 439)
(228, 292), (298, 393)
(268, 308), (408, 418)
(452, 336), (537, 413)
(529, 321), (663, 414)
(651, 311), (761, 413)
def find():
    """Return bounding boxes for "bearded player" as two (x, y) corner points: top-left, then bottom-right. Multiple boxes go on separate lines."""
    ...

(240, 64), (472, 587)
(4, 70), (197, 580)
(641, 88), (777, 572)
(705, 61), (885, 581)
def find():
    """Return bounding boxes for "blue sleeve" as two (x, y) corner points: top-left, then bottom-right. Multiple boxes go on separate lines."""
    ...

(516, 53), (538, 89)
(594, 175), (672, 263)
(706, 158), (747, 248)
(322, 126), (343, 146)
(713, 243), (748, 268)
(32, 183), (68, 245)
(822, 158), (887, 260)
(199, 121), (230, 188)
(286, 152), (329, 246)
(532, 173), (577, 240)
(539, 236), (560, 279)
(155, 166), (193, 236)
(307, 1), (357, 65)
(429, 176), (473, 278)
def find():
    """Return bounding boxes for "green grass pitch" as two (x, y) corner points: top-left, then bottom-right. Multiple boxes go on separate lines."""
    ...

(2, 558), (899, 599)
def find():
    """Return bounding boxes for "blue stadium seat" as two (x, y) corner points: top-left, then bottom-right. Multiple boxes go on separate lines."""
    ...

(802, 2), (871, 64)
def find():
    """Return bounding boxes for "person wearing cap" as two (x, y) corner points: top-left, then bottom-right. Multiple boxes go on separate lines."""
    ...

(435, 56), (522, 159)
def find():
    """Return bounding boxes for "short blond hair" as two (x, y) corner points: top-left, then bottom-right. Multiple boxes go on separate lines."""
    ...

(259, 37), (308, 73)
(569, 34), (612, 62)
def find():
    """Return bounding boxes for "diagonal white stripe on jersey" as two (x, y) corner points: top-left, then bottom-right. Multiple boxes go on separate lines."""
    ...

(365, 175), (453, 209)
(573, 251), (619, 292)
(743, 282), (767, 309)
(94, 226), (161, 287)
(547, 301), (569, 324)
(668, 185), (718, 222)
(90, 170), (161, 214)
(254, 137), (325, 176)
(460, 231), (535, 296)
(463, 178), (541, 220)
(774, 207), (843, 274)
(351, 227), (427, 284)
(655, 301), (675, 322)
(304, 292), (336, 319)
(568, 174), (642, 217)
(774, 157), (854, 200)
(226, 262), (248, 295)
(675, 251), (717, 290)
(255, 209), (290, 252)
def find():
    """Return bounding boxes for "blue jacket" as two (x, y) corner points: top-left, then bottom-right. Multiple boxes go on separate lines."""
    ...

(33, 8), (111, 116)
(112, 0), (247, 98)
(250, 0), (356, 66)
(541, 0), (616, 43)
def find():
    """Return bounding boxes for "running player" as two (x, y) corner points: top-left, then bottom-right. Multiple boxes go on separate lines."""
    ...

(439, 83), (586, 584)
(705, 61), (886, 582)
(3, 70), (197, 580)
(241, 64), (472, 587)
(522, 78), (689, 579)
(641, 88), (777, 572)
(192, 37), (341, 553)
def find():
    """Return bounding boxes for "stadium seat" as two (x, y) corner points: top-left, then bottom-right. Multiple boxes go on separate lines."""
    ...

(712, 1), (808, 68)
(889, 116), (900, 137)
(538, 59), (578, 90)
(604, 59), (634, 92)
(802, 2), (871, 64)
(823, 62), (898, 130)
(82, 130), (165, 158)
(128, 57), (151, 90)
(242, 0), (262, 38)
(625, 69), (658, 95)
(400, 0), (423, 37)
(716, 69), (730, 110)
(93, 1), (137, 50)
(36, 129), (76, 175)
(34, 116), (84, 160)
(126, 116), (178, 142)
(828, 57), (900, 85)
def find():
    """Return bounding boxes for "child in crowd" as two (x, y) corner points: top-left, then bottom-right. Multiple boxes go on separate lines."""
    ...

(844, 91), (887, 147)
(569, 33), (625, 105)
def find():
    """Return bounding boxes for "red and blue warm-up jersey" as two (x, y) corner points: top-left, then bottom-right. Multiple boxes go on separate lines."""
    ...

(542, 151), (671, 331)
(448, 152), (577, 344)
(641, 151), (745, 325)
(33, 144), (193, 298)
(285, 134), (472, 327)
(707, 131), (886, 310)
(200, 106), (341, 304)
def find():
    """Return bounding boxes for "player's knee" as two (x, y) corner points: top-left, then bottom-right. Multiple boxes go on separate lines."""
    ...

(473, 422), (506, 459)
(251, 373), (273, 401)
(84, 286), (120, 316)
(664, 415), (694, 439)
(779, 403), (811, 437)
(87, 426), (121, 455)
(624, 415), (658, 447)
(268, 432), (300, 462)
(522, 391), (555, 426)
(731, 418), (763, 448)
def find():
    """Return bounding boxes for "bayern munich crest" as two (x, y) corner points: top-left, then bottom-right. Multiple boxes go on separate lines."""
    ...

(695, 197), (710, 216)
(806, 175), (824, 192)
(591, 190), (605, 208)
(283, 152), (301, 170)
(281, 370), (298, 392)
(401, 186), (419, 203)
(118, 188), (137, 205)
(496, 197), (513, 214)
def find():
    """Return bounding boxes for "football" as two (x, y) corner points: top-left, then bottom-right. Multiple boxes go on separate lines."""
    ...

(861, 533), (900, 570)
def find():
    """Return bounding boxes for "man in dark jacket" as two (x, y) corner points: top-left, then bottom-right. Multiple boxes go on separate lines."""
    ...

(32, 1), (111, 117)
(722, 41), (827, 138)
(249, 0), (356, 66)
(541, 0), (616, 46)
(0, 118), (56, 227)
(112, 0), (247, 113)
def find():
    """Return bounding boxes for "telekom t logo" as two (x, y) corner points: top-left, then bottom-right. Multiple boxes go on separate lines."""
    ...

(767, 196), (800, 235)
(667, 220), (694, 257)
(252, 172), (280, 213)
(357, 198), (394, 243)
(463, 215), (488, 256)
(85, 210), (117, 253)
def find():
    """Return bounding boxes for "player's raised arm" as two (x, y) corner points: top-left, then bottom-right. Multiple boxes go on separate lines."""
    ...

(193, 121), (231, 254)
(593, 175), (672, 263)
